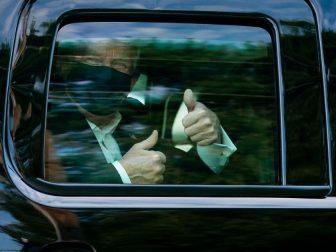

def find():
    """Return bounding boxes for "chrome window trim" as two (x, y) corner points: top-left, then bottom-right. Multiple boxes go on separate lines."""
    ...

(266, 17), (286, 185)
(7, 168), (336, 209)
(308, 0), (333, 192)
(45, 15), (285, 188)
(2, 5), (331, 207)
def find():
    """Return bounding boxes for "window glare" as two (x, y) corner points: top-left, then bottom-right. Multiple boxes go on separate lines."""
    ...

(47, 22), (277, 185)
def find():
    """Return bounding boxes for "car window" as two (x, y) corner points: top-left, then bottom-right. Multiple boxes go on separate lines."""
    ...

(46, 22), (277, 185)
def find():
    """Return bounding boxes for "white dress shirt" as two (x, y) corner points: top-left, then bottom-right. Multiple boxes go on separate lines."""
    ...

(86, 73), (237, 183)
(86, 113), (131, 184)
(171, 101), (237, 174)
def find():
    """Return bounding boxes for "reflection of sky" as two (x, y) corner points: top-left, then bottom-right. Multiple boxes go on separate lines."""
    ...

(57, 22), (271, 45)
(33, 0), (315, 29)
(0, 0), (20, 40)
(321, 0), (336, 30)
(190, 0), (311, 18)
(25, 0), (318, 38)
(0, 211), (21, 251)
(0, 233), (21, 251)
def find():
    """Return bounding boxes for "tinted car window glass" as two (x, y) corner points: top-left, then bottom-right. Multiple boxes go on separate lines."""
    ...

(46, 22), (277, 185)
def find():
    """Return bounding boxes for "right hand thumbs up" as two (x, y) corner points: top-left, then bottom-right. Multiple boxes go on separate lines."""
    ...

(119, 130), (166, 184)
(133, 130), (158, 150)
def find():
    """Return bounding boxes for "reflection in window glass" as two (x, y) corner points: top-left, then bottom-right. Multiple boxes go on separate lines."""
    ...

(47, 22), (277, 185)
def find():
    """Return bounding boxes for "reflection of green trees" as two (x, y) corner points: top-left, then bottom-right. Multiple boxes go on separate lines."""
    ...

(136, 40), (273, 95)
(56, 39), (273, 96)
(51, 39), (277, 185)
(18, 24), (329, 186)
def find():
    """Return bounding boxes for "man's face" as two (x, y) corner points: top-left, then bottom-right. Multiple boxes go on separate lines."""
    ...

(105, 44), (138, 76)
(69, 42), (139, 116)
(98, 42), (139, 76)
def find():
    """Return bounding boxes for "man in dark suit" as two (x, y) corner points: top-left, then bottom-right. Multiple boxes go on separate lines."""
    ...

(47, 42), (236, 184)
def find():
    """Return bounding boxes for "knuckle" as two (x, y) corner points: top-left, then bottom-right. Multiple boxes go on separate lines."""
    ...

(197, 140), (206, 146)
(154, 175), (163, 183)
(190, 135), (197, 142)
(148, 150), (156, 156)
(182, 117), (188, 127)
(212, 135), (217, 142)
(199, 110), (206, 117)
(150, 165), (159, 175)
(209, 127), (216, 135)
(153, 153), (161, 162)
(204, 118), (212, 126)
(154, 164), (165, 173)
(159, 152), (166, 163)
(202, 139), (211, 146)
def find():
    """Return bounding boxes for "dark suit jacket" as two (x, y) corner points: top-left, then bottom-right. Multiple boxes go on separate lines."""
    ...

(48, 62), (215, 184)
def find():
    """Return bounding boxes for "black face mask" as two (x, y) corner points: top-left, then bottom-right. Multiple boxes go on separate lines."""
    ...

(66, 63), (132, 115)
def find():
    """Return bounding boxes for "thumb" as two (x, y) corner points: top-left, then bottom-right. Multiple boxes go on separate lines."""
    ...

(184, 89), (196, 112)
(133, 130), (158, 150)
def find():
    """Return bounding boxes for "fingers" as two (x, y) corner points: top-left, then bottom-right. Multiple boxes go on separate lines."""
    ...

(189, 131), (218, 146)
(152, 174), (164, 184)
(135, 151), (166, 184)
(183, 89), (196, 112)
(182, 98), (220, 145)
(145, 152), (166, 183)
(184, 118), (205, 137)
(156, 151), (167, 164)
(133, 130), (158, 150)
(182, 105), (206, 128)
(146, 150), (166, 164)
(122, 130), (166, 184)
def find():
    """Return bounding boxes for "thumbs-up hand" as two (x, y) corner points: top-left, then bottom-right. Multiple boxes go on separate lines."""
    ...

(119, 130), (166, 184)
(182, 89), (221, 146)
(184, 88), (197, 112)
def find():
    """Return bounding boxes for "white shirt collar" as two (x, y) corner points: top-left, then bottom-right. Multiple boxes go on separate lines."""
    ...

(86, 111), (121, 137)
(127, 73), (147, 105)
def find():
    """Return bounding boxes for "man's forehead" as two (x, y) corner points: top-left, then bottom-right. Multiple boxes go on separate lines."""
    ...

(108, 43), (139, 58)
(90, 41), (139, 75)
(91, 41), (139, 59)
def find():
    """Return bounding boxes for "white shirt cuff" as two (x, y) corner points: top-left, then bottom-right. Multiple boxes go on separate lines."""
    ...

(197, 127), (237, 174)
(112, 161), (132, 184)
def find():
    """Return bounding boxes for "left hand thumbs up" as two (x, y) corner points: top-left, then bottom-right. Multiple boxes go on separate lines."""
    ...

(182, 89), (221, 146)
(183, 89), (196, 112)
